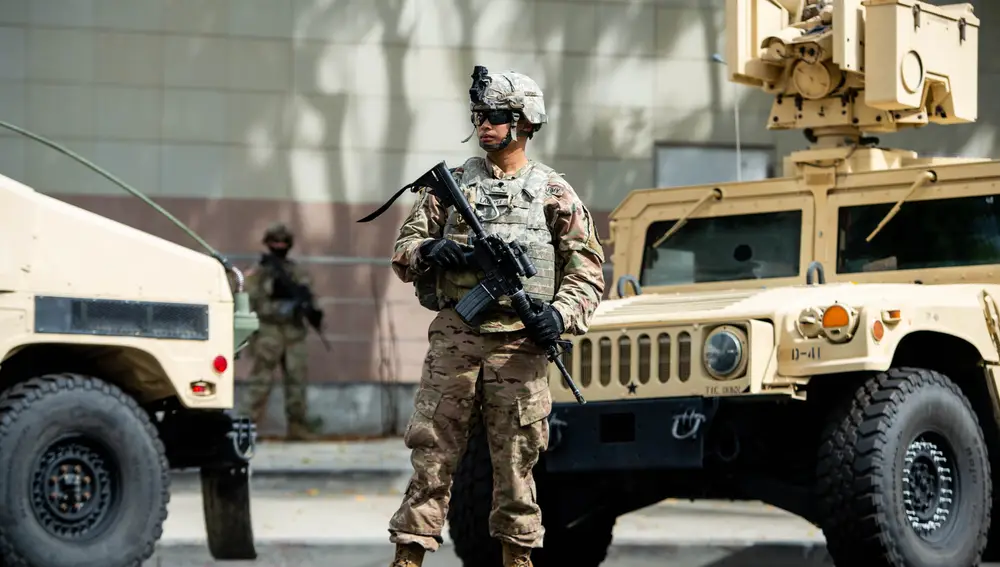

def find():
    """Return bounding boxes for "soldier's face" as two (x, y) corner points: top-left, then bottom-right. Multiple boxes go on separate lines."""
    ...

(266, 238), (290, 257)
(473, 109), (512, 146)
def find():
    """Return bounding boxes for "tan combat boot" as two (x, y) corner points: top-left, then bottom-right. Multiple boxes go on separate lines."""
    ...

(390, 543), (425, 567)
(286, 416), (324, 441)
(502, 542), (533, 567)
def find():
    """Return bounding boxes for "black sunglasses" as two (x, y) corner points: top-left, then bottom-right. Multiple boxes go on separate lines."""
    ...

(472, 109), (513, 126)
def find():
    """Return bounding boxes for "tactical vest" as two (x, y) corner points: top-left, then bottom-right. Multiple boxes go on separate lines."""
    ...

(414, 157), (559, 313)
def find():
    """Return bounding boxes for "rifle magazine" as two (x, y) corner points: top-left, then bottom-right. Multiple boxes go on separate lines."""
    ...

(454, 283), (496, 326)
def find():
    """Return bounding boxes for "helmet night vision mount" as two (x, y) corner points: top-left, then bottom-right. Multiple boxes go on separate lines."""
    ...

(469, 65), (492, 107)
(725, 0), (979, 172)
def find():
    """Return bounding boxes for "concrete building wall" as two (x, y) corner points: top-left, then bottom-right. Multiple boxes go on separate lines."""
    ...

(1, 0), (998, 435)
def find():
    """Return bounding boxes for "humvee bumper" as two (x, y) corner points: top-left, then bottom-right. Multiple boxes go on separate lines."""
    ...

(156, 407), (257, 560)
(543, 397), (718, 473)
(160, 409), (256, 469)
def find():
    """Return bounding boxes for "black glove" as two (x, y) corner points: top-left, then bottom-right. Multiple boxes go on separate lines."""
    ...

(305, 306), (324, 328)
(419, 238), (468, 269)
(523, 301), (564, 347)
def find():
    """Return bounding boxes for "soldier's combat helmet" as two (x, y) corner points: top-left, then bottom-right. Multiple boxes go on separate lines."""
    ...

(462, 65), (548, 151)
(262, 222), (294, 248)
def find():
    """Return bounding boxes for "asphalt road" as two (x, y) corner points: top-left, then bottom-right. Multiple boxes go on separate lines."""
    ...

(146, 543), (837, 567)
(147, 490), (836, 566)
(143, 489), (1000, 567)
(155, 491), (827, 546)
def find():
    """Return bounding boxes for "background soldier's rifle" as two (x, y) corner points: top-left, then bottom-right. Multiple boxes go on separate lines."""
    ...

(261, 255), (330, 351)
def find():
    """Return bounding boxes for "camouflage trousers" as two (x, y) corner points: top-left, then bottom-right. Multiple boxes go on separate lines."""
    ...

(388, 308), (552, 552)
(246, 321), (310, 428)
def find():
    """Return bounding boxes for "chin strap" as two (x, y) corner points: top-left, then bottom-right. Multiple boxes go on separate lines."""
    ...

(461, 125), (476, 143)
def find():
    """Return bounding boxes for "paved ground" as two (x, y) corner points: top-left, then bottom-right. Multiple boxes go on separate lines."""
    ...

(237, 440), (413, 474)
(162, 439), (834, 565)
(170, 439), (414, 494)
(149, 489), (832, 566)
(156, 492), (826, 546)
(147, 543), (838, 566)
(142, 439), (1000, 566)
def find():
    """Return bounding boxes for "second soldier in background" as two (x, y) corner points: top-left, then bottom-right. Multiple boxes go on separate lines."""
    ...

(244, 223), (325, 441)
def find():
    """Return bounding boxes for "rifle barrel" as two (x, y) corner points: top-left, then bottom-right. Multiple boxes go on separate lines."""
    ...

(552, 350), (586, 404)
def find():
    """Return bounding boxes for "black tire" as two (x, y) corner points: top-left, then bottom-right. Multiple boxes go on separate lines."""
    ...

(447, 417), (614, 567)
(816, 367), (991, 567)
(529, 499), (615, 567)
(0, 374), (170, 567)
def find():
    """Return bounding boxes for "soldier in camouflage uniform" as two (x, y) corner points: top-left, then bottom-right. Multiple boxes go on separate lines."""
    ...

(244, 223), (325, 441)
(386, 67), (606, 567)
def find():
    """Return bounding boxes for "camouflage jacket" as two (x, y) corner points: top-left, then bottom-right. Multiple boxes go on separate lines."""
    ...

(245, 255), (315, 326)
(391, 157), (606, 334)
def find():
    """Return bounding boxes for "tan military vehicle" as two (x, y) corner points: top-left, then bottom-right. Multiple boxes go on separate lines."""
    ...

(0, 124), (260, 566)
(447, 1), (1000, 566)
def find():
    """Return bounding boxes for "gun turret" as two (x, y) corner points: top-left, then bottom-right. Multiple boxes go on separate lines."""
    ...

(726, 0), (979, 162)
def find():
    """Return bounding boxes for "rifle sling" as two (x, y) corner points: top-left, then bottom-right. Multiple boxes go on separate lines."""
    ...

(356, 183), (416, 223)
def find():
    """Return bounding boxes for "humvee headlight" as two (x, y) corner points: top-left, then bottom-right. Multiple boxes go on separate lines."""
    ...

(703, 325), (748, 380)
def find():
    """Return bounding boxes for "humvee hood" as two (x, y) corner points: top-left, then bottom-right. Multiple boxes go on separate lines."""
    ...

(0, 174), (231, 303)
(588, 283), (995, 328)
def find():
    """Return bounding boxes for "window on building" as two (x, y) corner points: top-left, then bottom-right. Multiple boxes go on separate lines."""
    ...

(654, 143), (776, 187)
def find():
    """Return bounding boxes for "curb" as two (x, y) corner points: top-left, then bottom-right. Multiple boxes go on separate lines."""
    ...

(169, 468), (412, 494)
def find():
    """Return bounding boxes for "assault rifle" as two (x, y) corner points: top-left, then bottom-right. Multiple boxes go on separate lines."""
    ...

(357, 160), (585, 404)
(261, 255), (330, 351)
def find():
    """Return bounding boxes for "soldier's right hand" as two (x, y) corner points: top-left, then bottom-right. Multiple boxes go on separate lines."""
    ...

(419, 238), (468, 269)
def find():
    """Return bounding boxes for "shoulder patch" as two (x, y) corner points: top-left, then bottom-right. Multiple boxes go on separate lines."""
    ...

(545, 172), (572, 196)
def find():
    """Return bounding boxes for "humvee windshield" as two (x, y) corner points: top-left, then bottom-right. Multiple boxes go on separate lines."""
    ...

(838, 193), (1000, 273)
(639, 210), (803, 286)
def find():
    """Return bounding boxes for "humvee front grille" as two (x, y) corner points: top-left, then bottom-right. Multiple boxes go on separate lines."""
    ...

(559, 328), (696, 388)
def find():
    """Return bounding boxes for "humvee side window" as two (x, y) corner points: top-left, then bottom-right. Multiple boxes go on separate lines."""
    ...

(838, 194), (1000, 273)
(639, 210), (803, 285)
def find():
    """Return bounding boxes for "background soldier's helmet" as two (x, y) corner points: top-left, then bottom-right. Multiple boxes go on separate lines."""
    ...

(464, 65), (547, 150)
(262, 222), (294, 247)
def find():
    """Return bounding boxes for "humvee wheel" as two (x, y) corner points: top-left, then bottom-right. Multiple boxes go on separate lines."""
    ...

(816, 367), (991, 567)
(448, 417), (614, 567)
(0, 374), (169, 567)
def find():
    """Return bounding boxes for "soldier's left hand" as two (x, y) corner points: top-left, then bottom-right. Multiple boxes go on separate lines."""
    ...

(306, 307), (324, 327)
(523, 301), (564, 346)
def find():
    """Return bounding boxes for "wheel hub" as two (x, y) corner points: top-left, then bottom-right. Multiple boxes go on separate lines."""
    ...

(31, 438), (115, 539)
(902, 436), (955, 538)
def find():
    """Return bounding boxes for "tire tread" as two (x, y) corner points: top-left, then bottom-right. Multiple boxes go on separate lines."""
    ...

(816, 367), (991, 566)
(0, 374), (170, 567)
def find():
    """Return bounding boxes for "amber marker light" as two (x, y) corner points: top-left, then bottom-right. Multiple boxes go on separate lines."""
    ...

(822, 305), (850, 328)
(819, 303), (857, 343)
(872, 320), (885, 342)
(882, 309), (902, 324)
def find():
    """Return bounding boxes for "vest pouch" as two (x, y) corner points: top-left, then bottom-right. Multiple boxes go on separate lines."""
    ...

(438, 267), (483, 303)
(414, 273), (443, 312)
